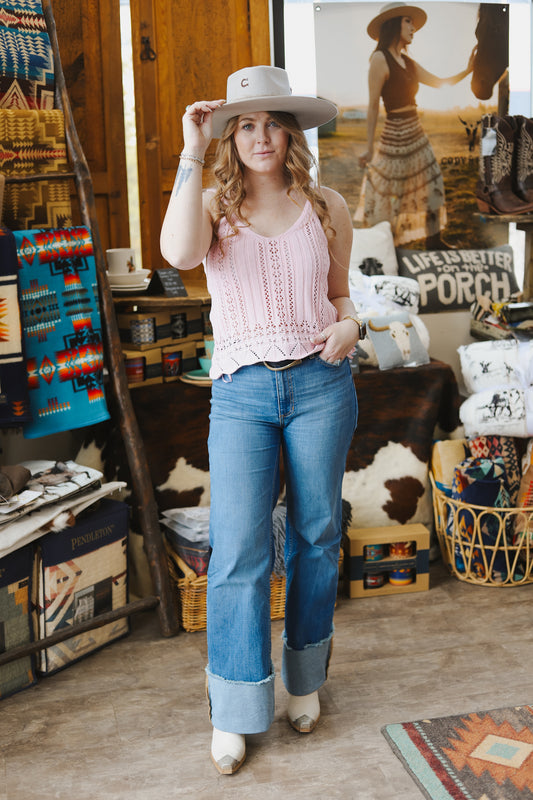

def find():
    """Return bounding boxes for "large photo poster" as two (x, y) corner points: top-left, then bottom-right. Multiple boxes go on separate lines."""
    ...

(314, 1), (510, 249)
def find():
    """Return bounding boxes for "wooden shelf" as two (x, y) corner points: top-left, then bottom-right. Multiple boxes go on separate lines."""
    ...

(474, 212), (533, 225)
(473, 212), (533, 301)
(112, 285), (211, 308)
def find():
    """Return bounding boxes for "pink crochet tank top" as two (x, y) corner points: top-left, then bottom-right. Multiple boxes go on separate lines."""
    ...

(204, 200), (337, 379)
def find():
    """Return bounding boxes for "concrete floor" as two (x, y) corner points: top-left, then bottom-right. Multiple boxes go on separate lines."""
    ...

(2, 559), (533, 800)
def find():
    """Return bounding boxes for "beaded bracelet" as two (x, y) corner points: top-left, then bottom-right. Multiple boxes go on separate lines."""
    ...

(179, 152), (205, 166)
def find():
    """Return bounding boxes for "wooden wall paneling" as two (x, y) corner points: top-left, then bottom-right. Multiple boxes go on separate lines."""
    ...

(129, 0), (162, 271)
(249, 0), (272, 66)
(129, 0), (271, 278)
(98, 0), (131, 248)
(53, 0), (130, 252)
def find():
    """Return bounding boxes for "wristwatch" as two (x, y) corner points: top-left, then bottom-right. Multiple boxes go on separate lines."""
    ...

(342, 314), (367, 340)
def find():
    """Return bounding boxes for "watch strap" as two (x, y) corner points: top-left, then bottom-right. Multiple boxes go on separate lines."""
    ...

(342, 314), (367, 340)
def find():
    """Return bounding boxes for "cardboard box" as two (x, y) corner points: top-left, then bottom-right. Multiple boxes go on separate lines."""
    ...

(0, 545), (36, 699)
(117, 311), (173, 350)
(123, 347), (163, 388)
(343, 524), (430, 598)
(33, 499), (130, 675)
(118, 307), (206, 351)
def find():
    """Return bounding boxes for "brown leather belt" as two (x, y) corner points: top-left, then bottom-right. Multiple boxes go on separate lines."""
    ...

(263, 358), (303, 371)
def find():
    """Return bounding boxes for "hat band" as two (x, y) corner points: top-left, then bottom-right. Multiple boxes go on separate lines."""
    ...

(227, 92), (291, 104)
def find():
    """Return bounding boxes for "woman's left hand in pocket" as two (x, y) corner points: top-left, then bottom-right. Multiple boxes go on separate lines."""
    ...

(311, 319), (360, 364)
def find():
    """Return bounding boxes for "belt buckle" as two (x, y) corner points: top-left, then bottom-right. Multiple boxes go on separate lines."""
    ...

(263, 359), (302, 372)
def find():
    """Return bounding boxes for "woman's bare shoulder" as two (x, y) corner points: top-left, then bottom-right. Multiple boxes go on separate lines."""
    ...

(370, 49), (386, 64)
(369, 49), (389, 78)
(320, 186), (350, 213)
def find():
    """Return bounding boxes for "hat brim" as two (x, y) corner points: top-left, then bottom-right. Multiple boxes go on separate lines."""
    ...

(367, 6), (427, 40)
(211, 95), (338, 138)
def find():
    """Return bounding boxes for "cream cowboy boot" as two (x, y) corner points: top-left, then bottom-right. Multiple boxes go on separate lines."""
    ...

(287, 690), (321, 733)
(211, 728), (246, 775)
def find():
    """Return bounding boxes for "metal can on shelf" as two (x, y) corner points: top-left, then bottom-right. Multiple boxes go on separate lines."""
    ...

(130, 317), (155, 345)
(389, 568), (414, 586)
(125, 356), (145, 383)
(389, 541), (414, 558)
(162, 351), (181, 377)
(364, 543), (385, 561)
(364, 572), (386, 589)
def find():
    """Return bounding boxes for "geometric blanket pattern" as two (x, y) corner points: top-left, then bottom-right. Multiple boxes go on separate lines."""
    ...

(0, 224), (32, 425)
(0, 0), (55, 110)
(14, 226), (110, 438)
(33, 499), (129, 675)
(468, 434), (521, 506)
(0, 543), (36, 699)
(0, 108), (72, 230)
(383, 705), (533, 799)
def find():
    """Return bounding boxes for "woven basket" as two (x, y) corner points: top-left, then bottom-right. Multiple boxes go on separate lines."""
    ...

(165, 541), (287, 632)
(430, 473), (533, 587)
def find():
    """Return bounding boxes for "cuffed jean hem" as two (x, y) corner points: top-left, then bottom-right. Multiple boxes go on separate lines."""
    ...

(205, 664), (275, 734)
(281, 629), (334, 696)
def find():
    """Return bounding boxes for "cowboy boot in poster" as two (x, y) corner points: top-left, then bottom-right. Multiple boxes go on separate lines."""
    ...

(476, 114), (533, 215)
(514, 116), (533, 204)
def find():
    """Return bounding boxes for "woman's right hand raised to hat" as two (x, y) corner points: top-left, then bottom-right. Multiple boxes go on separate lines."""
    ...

(182, 99), (225, 155)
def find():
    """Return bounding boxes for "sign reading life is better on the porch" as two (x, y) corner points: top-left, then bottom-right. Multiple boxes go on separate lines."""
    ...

(397, 246), (519, 313)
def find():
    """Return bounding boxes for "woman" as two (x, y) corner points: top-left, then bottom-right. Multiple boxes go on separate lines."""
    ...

(160, 65), (361, 775)
(356, 2), (475, 247)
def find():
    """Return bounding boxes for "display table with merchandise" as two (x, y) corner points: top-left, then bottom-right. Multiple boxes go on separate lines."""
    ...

(90, 358), (461, 531)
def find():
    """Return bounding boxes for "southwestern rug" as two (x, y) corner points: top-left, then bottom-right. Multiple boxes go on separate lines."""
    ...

(382, 705), (533, 799)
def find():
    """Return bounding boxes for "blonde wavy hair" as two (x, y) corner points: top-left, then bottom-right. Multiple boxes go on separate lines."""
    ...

(210, 111), (334, 244)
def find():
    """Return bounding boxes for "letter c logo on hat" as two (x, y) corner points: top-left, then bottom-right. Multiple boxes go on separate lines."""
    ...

(241, 78), (249, 87)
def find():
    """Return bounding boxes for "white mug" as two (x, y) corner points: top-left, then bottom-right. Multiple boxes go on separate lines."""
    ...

(106, 248), (136, 275)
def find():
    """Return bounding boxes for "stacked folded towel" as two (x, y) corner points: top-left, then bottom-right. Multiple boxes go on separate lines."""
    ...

(458, 340), (533, 437)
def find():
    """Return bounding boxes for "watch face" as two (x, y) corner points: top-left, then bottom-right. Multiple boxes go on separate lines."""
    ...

(359, 322), (367, 340)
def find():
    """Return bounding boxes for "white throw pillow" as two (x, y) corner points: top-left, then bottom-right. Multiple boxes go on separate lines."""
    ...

(350, 221), (398, 283)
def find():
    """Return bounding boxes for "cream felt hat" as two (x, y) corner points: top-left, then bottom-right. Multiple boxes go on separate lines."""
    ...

(367, 2), (427, 40)
(211, 66), (338, 138)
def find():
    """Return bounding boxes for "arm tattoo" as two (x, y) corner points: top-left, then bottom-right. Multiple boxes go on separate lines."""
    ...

(172, 163), (193, 197)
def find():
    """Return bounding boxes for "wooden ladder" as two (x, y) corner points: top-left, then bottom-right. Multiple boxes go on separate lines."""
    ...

(0, 0), (179, 668)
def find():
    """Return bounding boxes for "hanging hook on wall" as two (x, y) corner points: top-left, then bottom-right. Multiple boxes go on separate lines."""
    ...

(140, 36), (157, 61)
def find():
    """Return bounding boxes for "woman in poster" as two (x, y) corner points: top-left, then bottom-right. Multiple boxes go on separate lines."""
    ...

(356, 2), (475, 248)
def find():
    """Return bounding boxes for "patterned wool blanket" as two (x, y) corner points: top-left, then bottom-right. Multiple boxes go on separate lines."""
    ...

(0, 0), (55, 110)
(0, 108), (72, 230)
(14, 226), (110, 438)
(0, 224), (31, 425)
(452, 456), (512, 581)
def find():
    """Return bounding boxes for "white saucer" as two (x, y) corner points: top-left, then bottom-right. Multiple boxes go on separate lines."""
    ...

(107, 269), (151, 286)
(111, 280), (149, 293)
(179, 369), (212, 387)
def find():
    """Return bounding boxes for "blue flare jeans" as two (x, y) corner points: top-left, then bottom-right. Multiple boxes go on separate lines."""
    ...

(205, 355), (357, 734)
